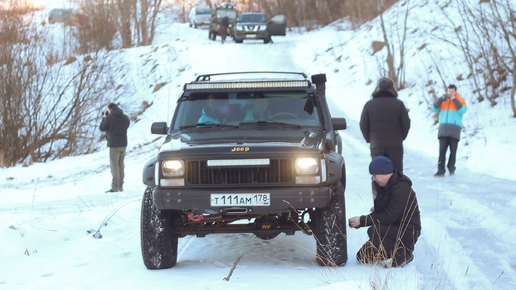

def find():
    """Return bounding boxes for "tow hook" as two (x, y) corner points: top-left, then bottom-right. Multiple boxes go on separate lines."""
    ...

(187, 211), (204, 221)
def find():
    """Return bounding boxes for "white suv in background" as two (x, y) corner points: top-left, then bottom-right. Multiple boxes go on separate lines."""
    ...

(188, 6), (212, 28)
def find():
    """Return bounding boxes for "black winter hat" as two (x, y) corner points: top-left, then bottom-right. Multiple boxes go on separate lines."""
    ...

(369, 156), (394, 175)
(372, 77), (398, 97)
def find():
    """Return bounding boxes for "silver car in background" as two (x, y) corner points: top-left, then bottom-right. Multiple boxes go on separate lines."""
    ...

(48, 8), (74, 24)
(188, 6), (212, 28)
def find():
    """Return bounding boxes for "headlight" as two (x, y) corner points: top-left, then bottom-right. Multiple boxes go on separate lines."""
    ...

(236, 25), (244, 31)
(296, 158), (319, 174)
(257, 25), (266, 31)
(162, 160), (184, 177)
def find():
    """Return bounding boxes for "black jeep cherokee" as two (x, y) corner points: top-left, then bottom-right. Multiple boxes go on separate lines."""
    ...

(141, 72), (348, 269)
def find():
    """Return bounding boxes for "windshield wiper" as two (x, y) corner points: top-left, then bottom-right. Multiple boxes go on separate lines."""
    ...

(179, 123), (239, 130)
(239, 120), (302, 129)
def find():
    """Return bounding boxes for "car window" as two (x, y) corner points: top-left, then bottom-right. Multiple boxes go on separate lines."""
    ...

(50, 9), (61, 16)
(216, 9), (237, 19)
(172, 91), (320, 129)
(239, 14), (266, 23)
(271, 15), (286, 24)
(196, 7), (212, 15)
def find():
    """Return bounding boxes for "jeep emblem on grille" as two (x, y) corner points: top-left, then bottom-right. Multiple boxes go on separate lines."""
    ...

(231, 147), (250, 152)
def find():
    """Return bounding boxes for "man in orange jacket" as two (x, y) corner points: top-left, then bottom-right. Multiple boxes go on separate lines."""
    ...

(432, 84), (467, 176)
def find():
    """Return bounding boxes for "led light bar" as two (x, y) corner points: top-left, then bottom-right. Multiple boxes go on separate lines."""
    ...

(185, 80), (310, 90)
(207, 158), (270, 167)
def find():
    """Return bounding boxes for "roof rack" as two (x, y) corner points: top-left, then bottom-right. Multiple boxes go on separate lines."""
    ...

(194, 71), (309, 82)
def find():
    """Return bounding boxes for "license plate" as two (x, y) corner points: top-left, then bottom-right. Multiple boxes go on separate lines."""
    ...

(247, 34), (256, 38)
(211, 193), (270, 206)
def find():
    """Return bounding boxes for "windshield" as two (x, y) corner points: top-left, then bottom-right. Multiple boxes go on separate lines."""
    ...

(239, 14), (266, 23)
(196, 7), (212, 14)
(216, 9), (237, 19)
(171, 91), (321, 131)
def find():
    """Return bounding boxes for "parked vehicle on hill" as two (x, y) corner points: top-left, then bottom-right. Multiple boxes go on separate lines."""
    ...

(48, 8), (74, 25)
(234, 12), (286, 44)
(188, 6), (212, 28)
(208, 2), (238, 41)
(140, 71), (349, 269)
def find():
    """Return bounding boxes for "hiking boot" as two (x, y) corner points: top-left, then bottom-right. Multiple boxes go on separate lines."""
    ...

(387, 253), (414, 268)
(449, 171), (455, 176)
(105, 189), (119, 193)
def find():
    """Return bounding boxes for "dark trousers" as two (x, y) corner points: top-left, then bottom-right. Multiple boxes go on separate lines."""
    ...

(219, 26), (228, 42)
(356, 224), (419, 264)
(110, 147), (126, 191)
(438, 137), (459, 173)
(371, 148), (404, 173)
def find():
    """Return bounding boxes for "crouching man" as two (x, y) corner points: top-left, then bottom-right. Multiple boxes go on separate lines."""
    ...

(348, 156), (421, 267)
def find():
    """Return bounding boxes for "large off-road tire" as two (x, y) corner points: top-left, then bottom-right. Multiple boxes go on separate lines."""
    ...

(263, 36), (271, 44)
(140, 187), (178, 269)
(314, 181), (348, 266)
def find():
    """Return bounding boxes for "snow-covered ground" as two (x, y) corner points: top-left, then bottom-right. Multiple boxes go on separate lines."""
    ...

(1, 1), (516, 289)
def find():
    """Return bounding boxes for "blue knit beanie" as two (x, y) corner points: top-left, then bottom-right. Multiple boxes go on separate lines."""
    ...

(369, 156), (394, 175)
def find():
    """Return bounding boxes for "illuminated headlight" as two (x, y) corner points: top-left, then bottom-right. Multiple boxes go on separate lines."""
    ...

(296, 158), (319, 174)
(162, 160), (184, 177)
(236, 25), (244, 31)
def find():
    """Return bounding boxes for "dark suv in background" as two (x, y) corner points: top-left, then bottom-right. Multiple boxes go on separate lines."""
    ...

(234, 12), (286, 43)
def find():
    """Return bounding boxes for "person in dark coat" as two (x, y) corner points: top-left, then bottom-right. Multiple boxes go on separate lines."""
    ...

(99, 103), (130, 193)
(348, 156), (421, 268)
(219, 13), (230, 44)
(360, 77), (410, 173)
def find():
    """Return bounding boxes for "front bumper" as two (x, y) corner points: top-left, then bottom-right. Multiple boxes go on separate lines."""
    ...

(234, 31), (268, 40)
(195, 20), (210, 26)
(152, 186), (331, 214)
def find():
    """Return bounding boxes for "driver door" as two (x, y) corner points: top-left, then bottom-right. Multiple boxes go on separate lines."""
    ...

(267, 14), (286, 36)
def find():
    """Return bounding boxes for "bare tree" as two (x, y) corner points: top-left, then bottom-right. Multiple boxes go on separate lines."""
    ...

(0, 1), (115, 167)
(374, 0), (412, 90)
(489, 0), (516, 116)
(433, 0), (514, 114)
(134, 0), (163, 46)
(74, 0), (118, 53)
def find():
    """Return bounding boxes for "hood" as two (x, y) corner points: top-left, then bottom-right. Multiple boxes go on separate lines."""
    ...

(160, 128), (326, 152)
(371, 77), (398, 98)
(110, 106), (124, 116)
(238, 21), (267, 25)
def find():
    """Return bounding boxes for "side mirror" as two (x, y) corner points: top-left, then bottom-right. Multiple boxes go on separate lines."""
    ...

(331, 118), (347, 130)
(151, 122), (168, 134)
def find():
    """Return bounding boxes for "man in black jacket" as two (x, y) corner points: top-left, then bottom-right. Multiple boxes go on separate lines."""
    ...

(219, 13), (230, 44)
(360, 77), (410, 173)
(99, 103), (130, 193)
(348, 156), (421, 268)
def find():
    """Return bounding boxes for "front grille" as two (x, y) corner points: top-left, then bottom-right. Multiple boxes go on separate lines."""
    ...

(186, 159), (293, 185)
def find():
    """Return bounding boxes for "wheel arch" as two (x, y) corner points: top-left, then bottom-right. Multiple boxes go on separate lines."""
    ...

(325, 151), (345, 186)
(143, 157), (156, 187)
